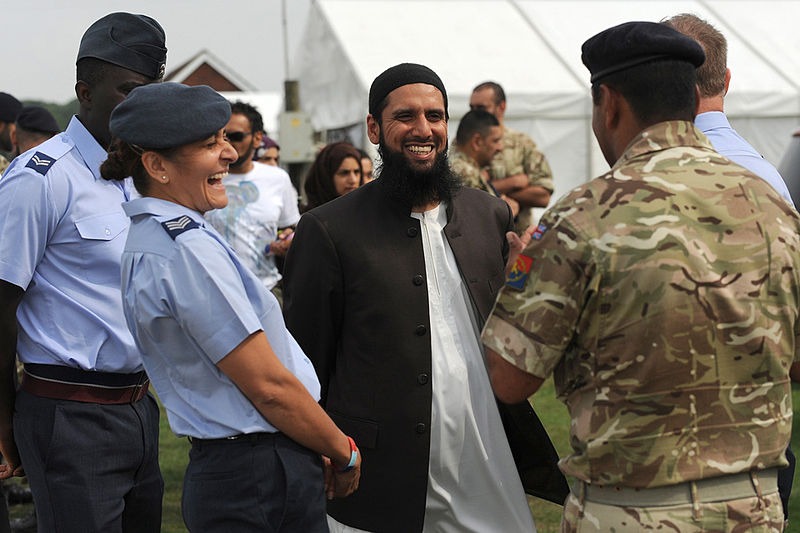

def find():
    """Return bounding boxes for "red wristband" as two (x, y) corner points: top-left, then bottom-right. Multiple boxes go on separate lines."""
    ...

(335, 436), (358, 472)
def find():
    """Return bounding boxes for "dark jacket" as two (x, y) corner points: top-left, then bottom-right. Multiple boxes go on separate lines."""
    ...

(283, 179), (567, 532)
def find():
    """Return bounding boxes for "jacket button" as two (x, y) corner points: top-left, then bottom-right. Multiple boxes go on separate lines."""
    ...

(415, 325), (427, 336)
(407, 227), (418, 237)
(413, 274), (424, 286)
(415, 423), (426, 434)
(417, 373), (429, 385)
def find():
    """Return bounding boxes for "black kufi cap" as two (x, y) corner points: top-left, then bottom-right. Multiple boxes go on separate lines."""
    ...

(110, 83), (231, 149)
(582, 21), (705, 83)
(0, 93), (22, 123)
(368, 63), (448, 119)
(77, 12), (167, 79)
(16, 106), (59, 134)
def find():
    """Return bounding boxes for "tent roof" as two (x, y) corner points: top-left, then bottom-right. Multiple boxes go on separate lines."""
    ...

(296, 0), (800, 130)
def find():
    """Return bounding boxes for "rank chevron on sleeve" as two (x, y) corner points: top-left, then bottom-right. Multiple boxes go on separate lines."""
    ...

(161, 215), (201, 240)
(25, 152), (56, 175)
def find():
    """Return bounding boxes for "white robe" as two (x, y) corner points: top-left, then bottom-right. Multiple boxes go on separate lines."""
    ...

(329, 204), (535, 533)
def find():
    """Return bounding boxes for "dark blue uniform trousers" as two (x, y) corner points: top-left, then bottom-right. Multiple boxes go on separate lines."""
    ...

(182, 432), (328, 533)
(13, 389), (163, 532)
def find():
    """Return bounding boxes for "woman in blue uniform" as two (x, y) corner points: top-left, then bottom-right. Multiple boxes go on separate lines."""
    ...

(100, 83), (360, 532)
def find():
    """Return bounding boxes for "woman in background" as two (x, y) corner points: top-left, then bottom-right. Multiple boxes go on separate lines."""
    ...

(302, 142), (363, 212)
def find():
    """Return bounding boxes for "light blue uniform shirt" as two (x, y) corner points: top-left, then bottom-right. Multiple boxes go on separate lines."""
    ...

(121, 197), (320, 438)
(0, 116), (142, 372)
(696, 111), (795, 206)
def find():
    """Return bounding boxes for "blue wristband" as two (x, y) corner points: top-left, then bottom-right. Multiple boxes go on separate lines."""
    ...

(338, 436), (358, 472)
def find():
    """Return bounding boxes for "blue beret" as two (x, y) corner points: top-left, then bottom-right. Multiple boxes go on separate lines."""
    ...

(110, 83), (231, 149)
(77, 12), (167, 80)
(582, 21), (705, 83)
(16, 106), (60, 134)
(0, 93), (22, 123)
(369, 63), (448, 119)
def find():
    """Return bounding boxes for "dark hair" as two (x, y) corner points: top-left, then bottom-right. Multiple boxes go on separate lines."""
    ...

(230, 101), (264, 133)
(100, 138), (179, 196)
(662, 14), (727, 98)
(76, 57), (109, 88)
(357, 148), (371, 160)
(303, 142), (362, 211)
(472, 81), (506, 105)
(591, 59), (697, 125)
(455, 109), (499, 146)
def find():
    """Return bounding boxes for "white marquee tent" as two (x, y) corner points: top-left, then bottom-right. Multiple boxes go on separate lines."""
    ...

(293, 0), (800, 199)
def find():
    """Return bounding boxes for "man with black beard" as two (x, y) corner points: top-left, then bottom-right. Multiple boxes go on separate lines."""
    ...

(283, 63), (566, 533)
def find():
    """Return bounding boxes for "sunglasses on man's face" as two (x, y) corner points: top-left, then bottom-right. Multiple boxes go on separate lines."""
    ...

(226, 131), (253, 143)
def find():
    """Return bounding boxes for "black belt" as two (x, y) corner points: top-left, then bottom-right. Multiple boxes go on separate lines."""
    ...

(188, 432), (279, 448)
(22, 363), (149, 404)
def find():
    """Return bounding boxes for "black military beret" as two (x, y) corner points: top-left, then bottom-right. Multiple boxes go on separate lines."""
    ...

(0, 93), (22, 123)
(110, 83), (231, 149)
(16, 106), (60, 134)
(77, 12), (167, 80)
(369, 63), (449, 119)
(582, 21), (705, 83)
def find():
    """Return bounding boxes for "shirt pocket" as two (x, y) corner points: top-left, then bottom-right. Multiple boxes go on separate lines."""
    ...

(74, 212), (128, 284)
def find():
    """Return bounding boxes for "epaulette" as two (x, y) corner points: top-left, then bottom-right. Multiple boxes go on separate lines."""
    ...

(21, 135), (72, 176)
(160, 215), (201, 240)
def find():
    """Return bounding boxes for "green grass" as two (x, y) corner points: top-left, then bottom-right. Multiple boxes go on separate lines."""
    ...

(11, 381), (800, 531)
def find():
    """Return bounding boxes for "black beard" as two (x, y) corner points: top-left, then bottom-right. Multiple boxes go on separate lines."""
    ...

(230, 139), (256, 169)
(375, 137), (461, 208)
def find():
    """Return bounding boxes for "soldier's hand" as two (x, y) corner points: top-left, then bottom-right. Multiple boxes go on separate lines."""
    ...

(506, 224), (536, 275)
(501, 195), (520, 217)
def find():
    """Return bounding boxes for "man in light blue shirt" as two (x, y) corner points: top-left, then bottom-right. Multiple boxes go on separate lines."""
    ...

(0, 13), (167, 532)
(665, 13), (796, 525)
(665, 13), (794, 207)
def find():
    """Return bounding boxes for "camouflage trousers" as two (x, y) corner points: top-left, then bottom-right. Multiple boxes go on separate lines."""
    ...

(561, 488), (784, 532)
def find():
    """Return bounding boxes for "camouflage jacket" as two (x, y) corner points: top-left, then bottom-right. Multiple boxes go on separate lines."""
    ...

(482, 120), (800, 488)
(449, 147), (497, 197)
(0, 154), (8, 176)
(489, 126), (554, 232)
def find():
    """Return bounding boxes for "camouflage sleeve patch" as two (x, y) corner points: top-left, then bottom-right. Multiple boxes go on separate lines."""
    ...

(483, 206), (594, 381)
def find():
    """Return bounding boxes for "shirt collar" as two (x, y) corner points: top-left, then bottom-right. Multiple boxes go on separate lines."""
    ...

(451, 147), (481, 170)
(66, 116), (108, 181)
(123, 197), (206, 224)
(614, 120), (715, 169)
(694, 111), (730, 132)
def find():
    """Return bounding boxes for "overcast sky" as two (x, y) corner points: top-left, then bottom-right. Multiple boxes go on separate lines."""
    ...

(3, 0), (313, 103)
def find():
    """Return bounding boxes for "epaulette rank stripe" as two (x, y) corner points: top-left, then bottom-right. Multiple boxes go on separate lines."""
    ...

(160, 215), (200, 240)
(25, 152), (56, 176)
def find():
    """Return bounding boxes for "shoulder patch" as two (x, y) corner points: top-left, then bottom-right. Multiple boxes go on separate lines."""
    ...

(506, 254), (533, 291)
(25, 152), (57, 176)
(161, 215), (201, 240)
(531, 223), (548, 240)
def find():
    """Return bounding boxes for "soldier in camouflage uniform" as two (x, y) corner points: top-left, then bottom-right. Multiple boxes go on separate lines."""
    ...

(481, 21), (800, 532)
(470, 81), (553, 233)
(450, 109), (519, 217)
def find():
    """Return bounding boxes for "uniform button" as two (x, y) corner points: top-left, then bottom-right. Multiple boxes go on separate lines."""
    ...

(413, 274), (424, 286)
(407, 227), (418, 237)
(417, 373), (429, 385)
(415, 325), (427, 336)
(415, 423), (427, 434)
(104, 227), (111, 236)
